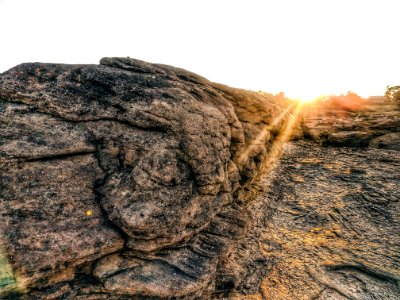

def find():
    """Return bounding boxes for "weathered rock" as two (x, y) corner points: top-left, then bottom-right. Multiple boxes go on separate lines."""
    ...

(0, 58), (285, 299)
(369, 132), (400, 151)
(302, 100), (400, 149)
(223, 141), (400, 299)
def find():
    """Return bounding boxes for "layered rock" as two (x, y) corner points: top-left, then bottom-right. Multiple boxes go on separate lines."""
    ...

(0, 58), (286, 299)
(214, 100), (400, 299)
(302, 99), (400, 149)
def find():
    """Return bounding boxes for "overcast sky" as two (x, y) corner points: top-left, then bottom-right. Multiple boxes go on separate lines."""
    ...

(0, 0), (398, 99)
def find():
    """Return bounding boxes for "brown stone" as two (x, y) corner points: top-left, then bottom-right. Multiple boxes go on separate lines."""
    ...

(0, 58), (284, 299)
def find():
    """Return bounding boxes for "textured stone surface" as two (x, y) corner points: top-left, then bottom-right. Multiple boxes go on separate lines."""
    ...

(302, 100), (400, 149)
(224, 141), (400, 299)
(0, 57), (399, 299)
(0, 58), (284, 299)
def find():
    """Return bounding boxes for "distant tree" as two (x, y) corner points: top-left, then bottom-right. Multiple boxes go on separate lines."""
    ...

(344, 91), (363, 102)
(385, 85), (400, 105)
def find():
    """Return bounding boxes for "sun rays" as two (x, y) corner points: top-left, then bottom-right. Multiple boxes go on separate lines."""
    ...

(234, 100), (304, 185)
(260, 101), (303, 171)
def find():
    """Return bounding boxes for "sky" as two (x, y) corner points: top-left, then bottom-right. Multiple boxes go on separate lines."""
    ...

(0, 0), (398, 99)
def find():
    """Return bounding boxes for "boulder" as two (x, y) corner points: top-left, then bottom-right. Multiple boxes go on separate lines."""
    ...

(0, 57), (285, 299)
(369, 132), (400, 151)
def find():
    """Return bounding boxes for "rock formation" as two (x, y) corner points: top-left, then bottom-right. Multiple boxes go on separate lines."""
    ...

(302, 98), (400, 150)
(214, 100), (400, 299)
(0, 58), (399, 299)
(0, 57), (287, 299)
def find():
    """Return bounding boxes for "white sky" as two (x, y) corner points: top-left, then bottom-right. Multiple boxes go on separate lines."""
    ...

(0, 0), (398, 99)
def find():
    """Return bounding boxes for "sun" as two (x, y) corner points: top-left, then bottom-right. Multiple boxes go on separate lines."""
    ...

(284, 89), (325, 105)
(291, 95), (322, 106)
(297, 97), (318, 104)
(290, 92), (329, 105)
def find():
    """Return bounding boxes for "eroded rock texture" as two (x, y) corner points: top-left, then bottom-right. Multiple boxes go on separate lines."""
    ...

(0, 58), (285, 299)
(223, 141), (400, 299)
(302, 99), (400, 150)
(212, 101), (400, 299)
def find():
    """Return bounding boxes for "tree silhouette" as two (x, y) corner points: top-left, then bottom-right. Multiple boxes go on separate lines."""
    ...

(385, 85), (400, 105)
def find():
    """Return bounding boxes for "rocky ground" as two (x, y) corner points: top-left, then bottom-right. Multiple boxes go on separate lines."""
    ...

(0, 58), (399, 299)
(301, 100), (400, 150)
(223, 101), (400, 299)
(226, 141), (400, 299)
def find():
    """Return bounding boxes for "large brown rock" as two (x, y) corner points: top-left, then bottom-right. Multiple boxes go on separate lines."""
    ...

(0, 58), (285, 299)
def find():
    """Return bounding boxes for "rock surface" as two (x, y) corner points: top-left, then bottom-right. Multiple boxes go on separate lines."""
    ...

(0, 58), (285, 299)
(0, 58), (399, 299)
(225, 141), (400, 299)
(302, 100), (400, 149)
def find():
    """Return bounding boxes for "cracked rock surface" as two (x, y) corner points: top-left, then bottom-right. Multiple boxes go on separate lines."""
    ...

(225, 141), (400, 299)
